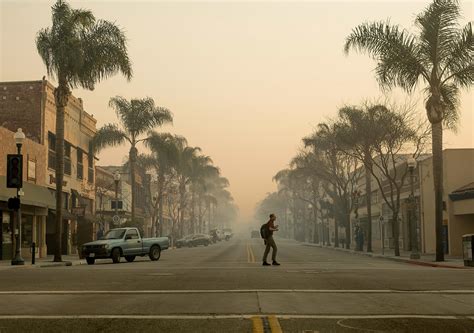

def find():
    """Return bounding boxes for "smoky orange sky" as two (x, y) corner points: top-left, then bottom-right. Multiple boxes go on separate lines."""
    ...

(1, 0), (473, 223)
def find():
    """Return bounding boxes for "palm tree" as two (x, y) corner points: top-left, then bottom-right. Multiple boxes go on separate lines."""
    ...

(145, 132), (186, 236)
(344, 0), (473, 261)
(189, 157), (219, 234)
(335, 104), (390, 252)
(92, 96), (172, 226)
(36, 0), (132, 262)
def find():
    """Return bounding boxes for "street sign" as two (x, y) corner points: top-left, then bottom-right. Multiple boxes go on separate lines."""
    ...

(112, 215), (120, 224)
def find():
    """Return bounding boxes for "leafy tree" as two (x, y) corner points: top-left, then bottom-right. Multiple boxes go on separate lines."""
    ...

(344, 0), (473, 260)
(36, 0), (132, 261)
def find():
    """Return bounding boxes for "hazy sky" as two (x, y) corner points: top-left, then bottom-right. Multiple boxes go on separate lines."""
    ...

(1, 0), (473, 222)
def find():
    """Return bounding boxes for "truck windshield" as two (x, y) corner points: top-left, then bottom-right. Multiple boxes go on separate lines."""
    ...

(103, 229), (126, 239)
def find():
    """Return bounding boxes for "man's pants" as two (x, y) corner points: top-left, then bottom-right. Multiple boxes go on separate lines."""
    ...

(263, 236), (277, 262)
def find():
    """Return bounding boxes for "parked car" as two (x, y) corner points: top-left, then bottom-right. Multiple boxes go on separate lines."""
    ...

(176, 234), (194, 248)
(209, 229), (220, 243)
(251, 230), (260, 238)
(223, 228), (233, 241)
(79, 227), (169, 265)
(189, 234), (212, 247)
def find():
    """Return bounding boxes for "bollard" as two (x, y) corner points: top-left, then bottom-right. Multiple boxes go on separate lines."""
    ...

(31, 242), (36, 265)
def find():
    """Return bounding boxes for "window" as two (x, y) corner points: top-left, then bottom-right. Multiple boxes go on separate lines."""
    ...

(48, 132), (56, 169)
(125, 229), (139, 239)
(77, 149), (83, 180)
(87, 148), (94, 184)
(64, 142), (71, 175)
(111, 200), (123, 210)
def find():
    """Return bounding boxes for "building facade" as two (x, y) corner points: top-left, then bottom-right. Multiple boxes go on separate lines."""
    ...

(0, 79), (98, 256)
(353, 149), (474, 256)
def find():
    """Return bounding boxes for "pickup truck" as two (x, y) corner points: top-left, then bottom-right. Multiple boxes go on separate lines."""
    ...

(79, 227), (169, 265)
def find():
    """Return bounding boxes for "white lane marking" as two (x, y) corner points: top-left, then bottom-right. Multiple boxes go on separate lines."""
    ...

(0, 289), (473, 295)
(0, 315), (464, 320)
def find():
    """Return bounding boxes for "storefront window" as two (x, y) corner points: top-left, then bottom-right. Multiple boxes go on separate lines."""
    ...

(21, 215), (34, 248)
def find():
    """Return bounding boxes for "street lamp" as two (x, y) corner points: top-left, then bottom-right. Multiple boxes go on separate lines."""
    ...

(11, 128), (25, 265)
(407, 157), (420, 259)
(113, 171), (121, 226)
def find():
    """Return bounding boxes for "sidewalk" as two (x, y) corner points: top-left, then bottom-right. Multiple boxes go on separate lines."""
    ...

(301, 242), (469, 269)
(0, 255), (84, 269)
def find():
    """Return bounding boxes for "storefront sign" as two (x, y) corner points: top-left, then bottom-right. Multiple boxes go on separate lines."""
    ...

(27, 159), (36, 182)
(49, 174), (67, 186)
(72, 207), (85, 217)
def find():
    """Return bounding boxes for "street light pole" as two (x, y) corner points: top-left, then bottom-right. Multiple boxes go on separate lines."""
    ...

(408, 157), (420, 259)
(11, 128), (25, 265)
(113, 171), (121, 227)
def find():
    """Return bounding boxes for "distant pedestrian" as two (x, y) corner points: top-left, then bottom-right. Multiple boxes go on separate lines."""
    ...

(262, 214), (280, 266)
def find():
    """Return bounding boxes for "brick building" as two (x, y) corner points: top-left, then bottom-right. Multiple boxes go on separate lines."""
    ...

(0, 79), (97, 256)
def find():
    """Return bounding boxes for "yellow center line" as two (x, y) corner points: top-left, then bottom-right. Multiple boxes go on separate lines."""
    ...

(249, 243), (256, 263)
(251, 316), (265, 333)
(268, 315), (283, 333)
(246, 243), (250, 263)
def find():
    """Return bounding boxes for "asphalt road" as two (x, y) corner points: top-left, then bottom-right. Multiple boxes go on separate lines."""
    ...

(0, 236), (473, 333)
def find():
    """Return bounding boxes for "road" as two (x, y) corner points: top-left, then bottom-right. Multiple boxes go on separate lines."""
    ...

(0, 236), (473, 332)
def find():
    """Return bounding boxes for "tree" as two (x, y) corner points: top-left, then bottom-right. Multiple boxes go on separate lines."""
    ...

(344, 0), (473, 260)
(92, 96), (172, 226)
(145, 133), (185, 236)
(36, 0), (132, 261)
(358, 104), (429, 256)
(304, 123), (363, 249)
(334, 103), (392, 252)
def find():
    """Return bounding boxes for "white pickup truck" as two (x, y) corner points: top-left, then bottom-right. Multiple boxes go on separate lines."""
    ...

(79, 227), (169, 265)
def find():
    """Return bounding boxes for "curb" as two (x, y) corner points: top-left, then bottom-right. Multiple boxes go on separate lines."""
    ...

(302, 242), (469, 269)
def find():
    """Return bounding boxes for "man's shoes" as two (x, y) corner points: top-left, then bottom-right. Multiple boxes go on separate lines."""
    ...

(272, 261), (280, 266)
(262, 261), (271, 266)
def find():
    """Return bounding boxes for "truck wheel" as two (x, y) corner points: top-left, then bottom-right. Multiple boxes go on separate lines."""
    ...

(125, 255), (135, 262)
(149, 245), (161, 261)
(111, 248), (121, 263)
(86, 257), (95, 265)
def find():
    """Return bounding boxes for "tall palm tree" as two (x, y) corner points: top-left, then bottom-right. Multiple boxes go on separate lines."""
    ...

(335, 104), (390, 252)
(36, 0), (132, 262)
(92, 96), (172, 225)
(145, 132), (186, 236)
(344, 0), (473, 261)
(189, 157), (219, 234)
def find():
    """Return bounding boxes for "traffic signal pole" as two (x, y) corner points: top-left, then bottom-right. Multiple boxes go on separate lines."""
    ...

(11, 135), (25, 265)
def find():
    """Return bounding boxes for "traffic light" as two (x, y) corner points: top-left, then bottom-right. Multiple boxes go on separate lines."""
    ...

(6, 154), (23, 188)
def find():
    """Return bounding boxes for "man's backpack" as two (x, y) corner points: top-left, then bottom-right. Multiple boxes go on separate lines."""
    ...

(260, 223), (269, 239)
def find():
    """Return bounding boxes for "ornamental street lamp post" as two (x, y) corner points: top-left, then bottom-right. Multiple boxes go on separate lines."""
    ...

(408, 157), (420, 259)
(11, 128), (25, 265)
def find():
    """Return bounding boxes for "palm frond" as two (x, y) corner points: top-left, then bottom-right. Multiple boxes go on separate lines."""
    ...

(416, 0), (461, 66)
(92, 123), (128, 153)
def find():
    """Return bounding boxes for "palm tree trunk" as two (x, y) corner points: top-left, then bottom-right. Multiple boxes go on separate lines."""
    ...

(191, 190), (196, 234)
(129, 146), (137, 224)
(53, 82), (69, 262)
(365, 153), (373, 252)
(158, 173), (165, 237)
(432, 121), (444, 261)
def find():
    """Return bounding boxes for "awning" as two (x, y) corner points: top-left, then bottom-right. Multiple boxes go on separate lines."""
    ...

(0, 176), (56, 208)
(449, 182), (474, 202)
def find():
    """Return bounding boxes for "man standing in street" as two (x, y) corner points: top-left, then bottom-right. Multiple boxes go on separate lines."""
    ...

(262, 214), (280, 266)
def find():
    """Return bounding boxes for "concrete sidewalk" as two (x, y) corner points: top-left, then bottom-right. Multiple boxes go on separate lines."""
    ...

(301, 242), (469, 269)
(0, 255), (84, 269)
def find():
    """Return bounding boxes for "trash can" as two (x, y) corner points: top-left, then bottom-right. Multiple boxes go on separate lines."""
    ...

(462, 234), (474, 267)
